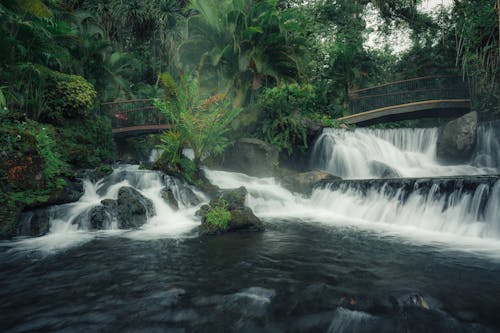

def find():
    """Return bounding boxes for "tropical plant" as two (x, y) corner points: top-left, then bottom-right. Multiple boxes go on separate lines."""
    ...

(259, 83), (317, 154)
(155, 74), (242, 167)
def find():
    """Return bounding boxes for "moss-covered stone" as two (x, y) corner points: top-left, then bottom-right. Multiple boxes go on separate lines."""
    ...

(197, 187), (264, 235)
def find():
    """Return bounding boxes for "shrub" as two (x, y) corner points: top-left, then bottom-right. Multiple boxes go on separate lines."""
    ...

(47, 74), (97, 120)
(205, 199), (231, 232)
(259, 83), (317, 154)
(56, 116), (116, 168)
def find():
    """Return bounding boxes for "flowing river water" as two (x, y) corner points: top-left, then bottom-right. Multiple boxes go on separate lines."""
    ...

(1, 123), (500, 332)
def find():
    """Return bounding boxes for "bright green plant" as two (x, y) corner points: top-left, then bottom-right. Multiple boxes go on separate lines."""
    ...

(154, 74), (242, 167)
(205, 199), (231, 231)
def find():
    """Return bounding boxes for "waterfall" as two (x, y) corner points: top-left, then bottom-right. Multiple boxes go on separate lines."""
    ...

(310, 126), (498, 179)
(472, 121), (500, 169)
(46, 165), (205, 237)
(204, 169), (500, 242)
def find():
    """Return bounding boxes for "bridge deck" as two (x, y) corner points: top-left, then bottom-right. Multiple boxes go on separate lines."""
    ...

(112, 124), (172, 138)
(337, 99), (471, 126)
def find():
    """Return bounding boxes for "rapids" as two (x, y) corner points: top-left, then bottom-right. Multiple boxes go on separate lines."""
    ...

(2, 122), (500, 332)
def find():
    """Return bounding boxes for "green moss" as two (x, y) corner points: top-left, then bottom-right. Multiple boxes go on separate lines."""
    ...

(204, 199), (231, 232)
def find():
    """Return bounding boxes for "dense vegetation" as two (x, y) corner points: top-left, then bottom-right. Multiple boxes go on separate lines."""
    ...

(0, 0), (499, 237)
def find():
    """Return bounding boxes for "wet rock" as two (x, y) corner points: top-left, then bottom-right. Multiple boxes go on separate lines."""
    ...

(197, 187), (264, 235)
(368, 161), (401, 179)
(116, 187), (155, 229)
(182, 187), (202, 206)
(17, 208), (51, 237)
(161, 188), (179, 211)
(88, 205), (114, 230)
(220, 138), (279, 177)
(280, 170), (341, 195)
(437, 111), (477, 164)
(101, 199), (117, 207)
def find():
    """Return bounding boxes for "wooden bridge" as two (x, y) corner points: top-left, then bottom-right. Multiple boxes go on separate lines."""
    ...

(339, 76), (471, 126)
(99, 99), (170, 137)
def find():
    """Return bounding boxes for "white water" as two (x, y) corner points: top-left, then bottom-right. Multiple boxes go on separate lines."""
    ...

(11, 166), (206, 252)
(311, 127), (497, 179)
(8, 123), (500, 255)
(204, 169), (500, 254)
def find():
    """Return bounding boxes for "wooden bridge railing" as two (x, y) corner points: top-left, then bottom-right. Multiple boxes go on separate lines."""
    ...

(348, 76), (470, 115)
(98, 99), (167, 129)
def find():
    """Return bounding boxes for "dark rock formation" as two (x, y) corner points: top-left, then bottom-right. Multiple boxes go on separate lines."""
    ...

(280, 170), (341, 195)
(436, 111), (477, 164)
(220, 138), (279, 177)
(161, 187), (179, 211)
(368, 161), (401, 179)
(17, 208), (51, 237)
(116, 186), (155, 228)
(196, 187), (264, 235)
(88, 205), (114, 230)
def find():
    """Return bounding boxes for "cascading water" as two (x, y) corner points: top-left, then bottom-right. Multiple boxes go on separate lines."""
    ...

(16, 165), (206, 252)
(310, 125), (498, 179)
(204, 170), (500, 244)
(472, 121), (500, 169)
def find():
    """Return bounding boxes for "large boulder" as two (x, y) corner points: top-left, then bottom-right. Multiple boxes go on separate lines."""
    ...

(436, 111), (478, 164)
(368, 161), (401, 179)
(280, 170), (341, 195)
(116, 187), (155, 228)
(220, 138), (279, 177)
(196, 187), (264, 235)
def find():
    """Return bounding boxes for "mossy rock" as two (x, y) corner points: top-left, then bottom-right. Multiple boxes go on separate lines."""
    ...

(197, 187), (264, 235)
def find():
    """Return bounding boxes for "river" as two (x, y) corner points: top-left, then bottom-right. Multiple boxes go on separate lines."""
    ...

(1, 123), (499, 332)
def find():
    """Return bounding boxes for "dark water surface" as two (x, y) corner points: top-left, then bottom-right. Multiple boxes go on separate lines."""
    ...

(1, 220), (500, 333)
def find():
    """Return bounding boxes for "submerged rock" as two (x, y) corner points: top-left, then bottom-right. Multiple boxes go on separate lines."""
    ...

(436, 111), (477, 164)
(368, 161), (401, 179)
(116, 186), (155, 229)
(219, 138), (279, 177)
(197, 187), (264, 235)
(280, 170), (341, 195)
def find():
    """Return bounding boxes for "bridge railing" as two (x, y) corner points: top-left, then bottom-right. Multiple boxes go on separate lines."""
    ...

(98, 99), (168, 129)
(348, 76), (470, 115)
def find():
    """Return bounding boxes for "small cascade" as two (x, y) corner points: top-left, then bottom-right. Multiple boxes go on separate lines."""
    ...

(205, 169), (500, 241)
(472, 121), (500, 169)
(310, 127), (497, 179)
(47, 165), (205, 236)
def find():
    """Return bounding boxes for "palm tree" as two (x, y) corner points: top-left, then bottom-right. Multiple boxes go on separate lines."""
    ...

(180, 0), (305, 106)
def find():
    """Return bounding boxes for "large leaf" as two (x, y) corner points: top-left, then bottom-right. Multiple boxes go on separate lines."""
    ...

(15, 0), (53, 18)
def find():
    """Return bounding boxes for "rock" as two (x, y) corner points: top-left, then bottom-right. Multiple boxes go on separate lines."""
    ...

(88, 205), (114, 230)
(17, 208), (51, 237)
(116, 187), (155, 229)
(368, 161), (401, 179)
(101, 199), (117, 207)
(280, 170), (341, 195)
(436, 111), (478, 164)
(220, 138), (279, 177)
(161, 188), (179, 211)
(196, 187), (264, 235)
(228, 207), (263, 232)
